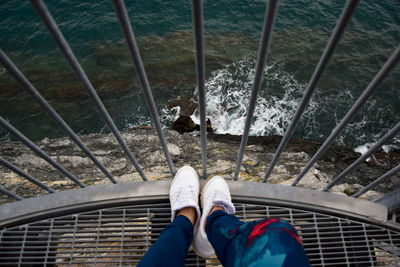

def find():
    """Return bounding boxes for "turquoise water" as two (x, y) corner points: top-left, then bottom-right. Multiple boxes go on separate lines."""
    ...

(0, 0), (399, 150)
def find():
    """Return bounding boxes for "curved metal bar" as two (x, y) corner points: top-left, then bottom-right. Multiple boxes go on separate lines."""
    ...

(263, 0), (360, 183)
(0, 49), (117, 184)
(353, 164), (400, 198)
(0, 187), (23, 201)
(324, 121), (400, 191)
(30, 0), (147, 181)
(0, 116), (85, 188)
(292, 45), (400, 186)
(112, 0), (175, 177)
(0, 181), (388, 228)
(0, 156), (55, 193)
(191, 0), (207, 179)
(233, 0), (279, 181)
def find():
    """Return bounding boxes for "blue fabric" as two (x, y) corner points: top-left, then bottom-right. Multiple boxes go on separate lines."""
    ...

(206, 210), (310, 267)
(138, 215), (193, 267)
(139, 211), (310, 267)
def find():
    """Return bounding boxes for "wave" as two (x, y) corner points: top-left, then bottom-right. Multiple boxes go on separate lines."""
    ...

(190, 60), (311, 136)
(185, 59), (400, 150)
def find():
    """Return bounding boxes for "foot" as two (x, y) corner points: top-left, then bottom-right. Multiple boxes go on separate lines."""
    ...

(169, 166), (201, 228)
(177, 207), (197, 226)
(194, 176), (235, 257)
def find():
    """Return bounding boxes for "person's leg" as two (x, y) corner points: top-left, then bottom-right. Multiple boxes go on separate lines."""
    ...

(194, 175), (310, 267)
(206, 209), (310, 267)
(138, 208), (196, 267)
(194, 176), (236, 257)
(206, 209), (243, 266)
(139, 166), (201, 267)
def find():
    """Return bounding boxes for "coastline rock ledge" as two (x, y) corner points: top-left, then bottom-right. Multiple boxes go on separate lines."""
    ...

(1, 128), (399, 205)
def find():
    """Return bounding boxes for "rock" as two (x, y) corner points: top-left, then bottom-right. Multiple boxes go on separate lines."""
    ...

(246, 145), (264, 152)
(167, 143), (181, 157)
(146, 150), (166, 165)
(208, 160), (235, 175)
(172, 115), (200, 133)
(14, 154), (49, 169)
(1, 128), (399, 205)
(56, 156), (92, 168)
(280, 170), (327, 190)
(169, 96), (213, 134)
(48, 138), (72, 148)
(172, 115), (213, 134)
(169, 97), (198, 116)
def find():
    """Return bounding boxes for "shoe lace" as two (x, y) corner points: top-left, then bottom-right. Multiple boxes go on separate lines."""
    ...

(211, 191), (228, 201)
(174, 185), (195, 201)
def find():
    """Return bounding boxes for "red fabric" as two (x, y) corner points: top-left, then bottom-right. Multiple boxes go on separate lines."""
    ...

(246, 218), (302, 247)
(246, 218), (279, 247)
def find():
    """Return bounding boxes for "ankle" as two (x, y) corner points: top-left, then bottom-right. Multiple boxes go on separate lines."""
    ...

(177, 207), (197, 226)
(208, 206), (225, 217)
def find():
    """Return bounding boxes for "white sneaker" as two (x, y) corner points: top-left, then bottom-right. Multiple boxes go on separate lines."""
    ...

(169, 166), (201, 229)
(194, 176), (236, 257)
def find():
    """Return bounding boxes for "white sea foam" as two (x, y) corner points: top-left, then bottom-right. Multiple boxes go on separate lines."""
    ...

(160, 106), (181, 129)
(158, 58), (399, 151)
(190, 59), (313, 136)
(355, 143), (399, 156)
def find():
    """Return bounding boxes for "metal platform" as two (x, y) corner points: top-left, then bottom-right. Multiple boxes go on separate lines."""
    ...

(0, 181), (399, 266)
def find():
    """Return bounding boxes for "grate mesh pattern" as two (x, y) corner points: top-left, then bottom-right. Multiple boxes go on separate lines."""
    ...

(1, 200), (399, 266)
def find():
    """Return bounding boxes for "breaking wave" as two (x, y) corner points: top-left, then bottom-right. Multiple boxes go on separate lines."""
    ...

(186, 59), (400, 150)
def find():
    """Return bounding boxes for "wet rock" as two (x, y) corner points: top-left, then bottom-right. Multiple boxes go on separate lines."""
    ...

(169, 97), (198, 116)
(172, 115), (213, 134)
(172, 115), (199, 133)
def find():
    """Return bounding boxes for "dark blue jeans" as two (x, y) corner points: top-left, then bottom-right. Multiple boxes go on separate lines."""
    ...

(138, 215), (193, 267)
(139, 211), (310, 267)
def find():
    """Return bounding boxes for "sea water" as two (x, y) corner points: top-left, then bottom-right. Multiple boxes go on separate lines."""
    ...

(0, 0), (399, 151)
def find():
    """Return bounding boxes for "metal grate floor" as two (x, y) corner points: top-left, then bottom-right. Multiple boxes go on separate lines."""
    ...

(1, 199), (399, 266)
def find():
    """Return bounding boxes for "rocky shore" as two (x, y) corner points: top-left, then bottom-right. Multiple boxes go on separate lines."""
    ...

(1, 128), (399, 205)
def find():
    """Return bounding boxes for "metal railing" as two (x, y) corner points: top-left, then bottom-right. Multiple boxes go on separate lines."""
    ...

(0, 0), (399, 218)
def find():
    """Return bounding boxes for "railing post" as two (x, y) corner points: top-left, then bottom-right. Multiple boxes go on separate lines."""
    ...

(0, 156), (55, 193)
(0, 49), (118, 184)
(191, 0), (208, 179)
(112, 0), (176, 177)
(0, 188), (23, 201)
(324, 121), (400, 191)
(263, 0), (360, 183)
(292, 45), (400, 186)
(353, 164), (400, 198)
(233, 0), (279, 181)
(0, 116), (86, 188)
(30, 0), (148, 181)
